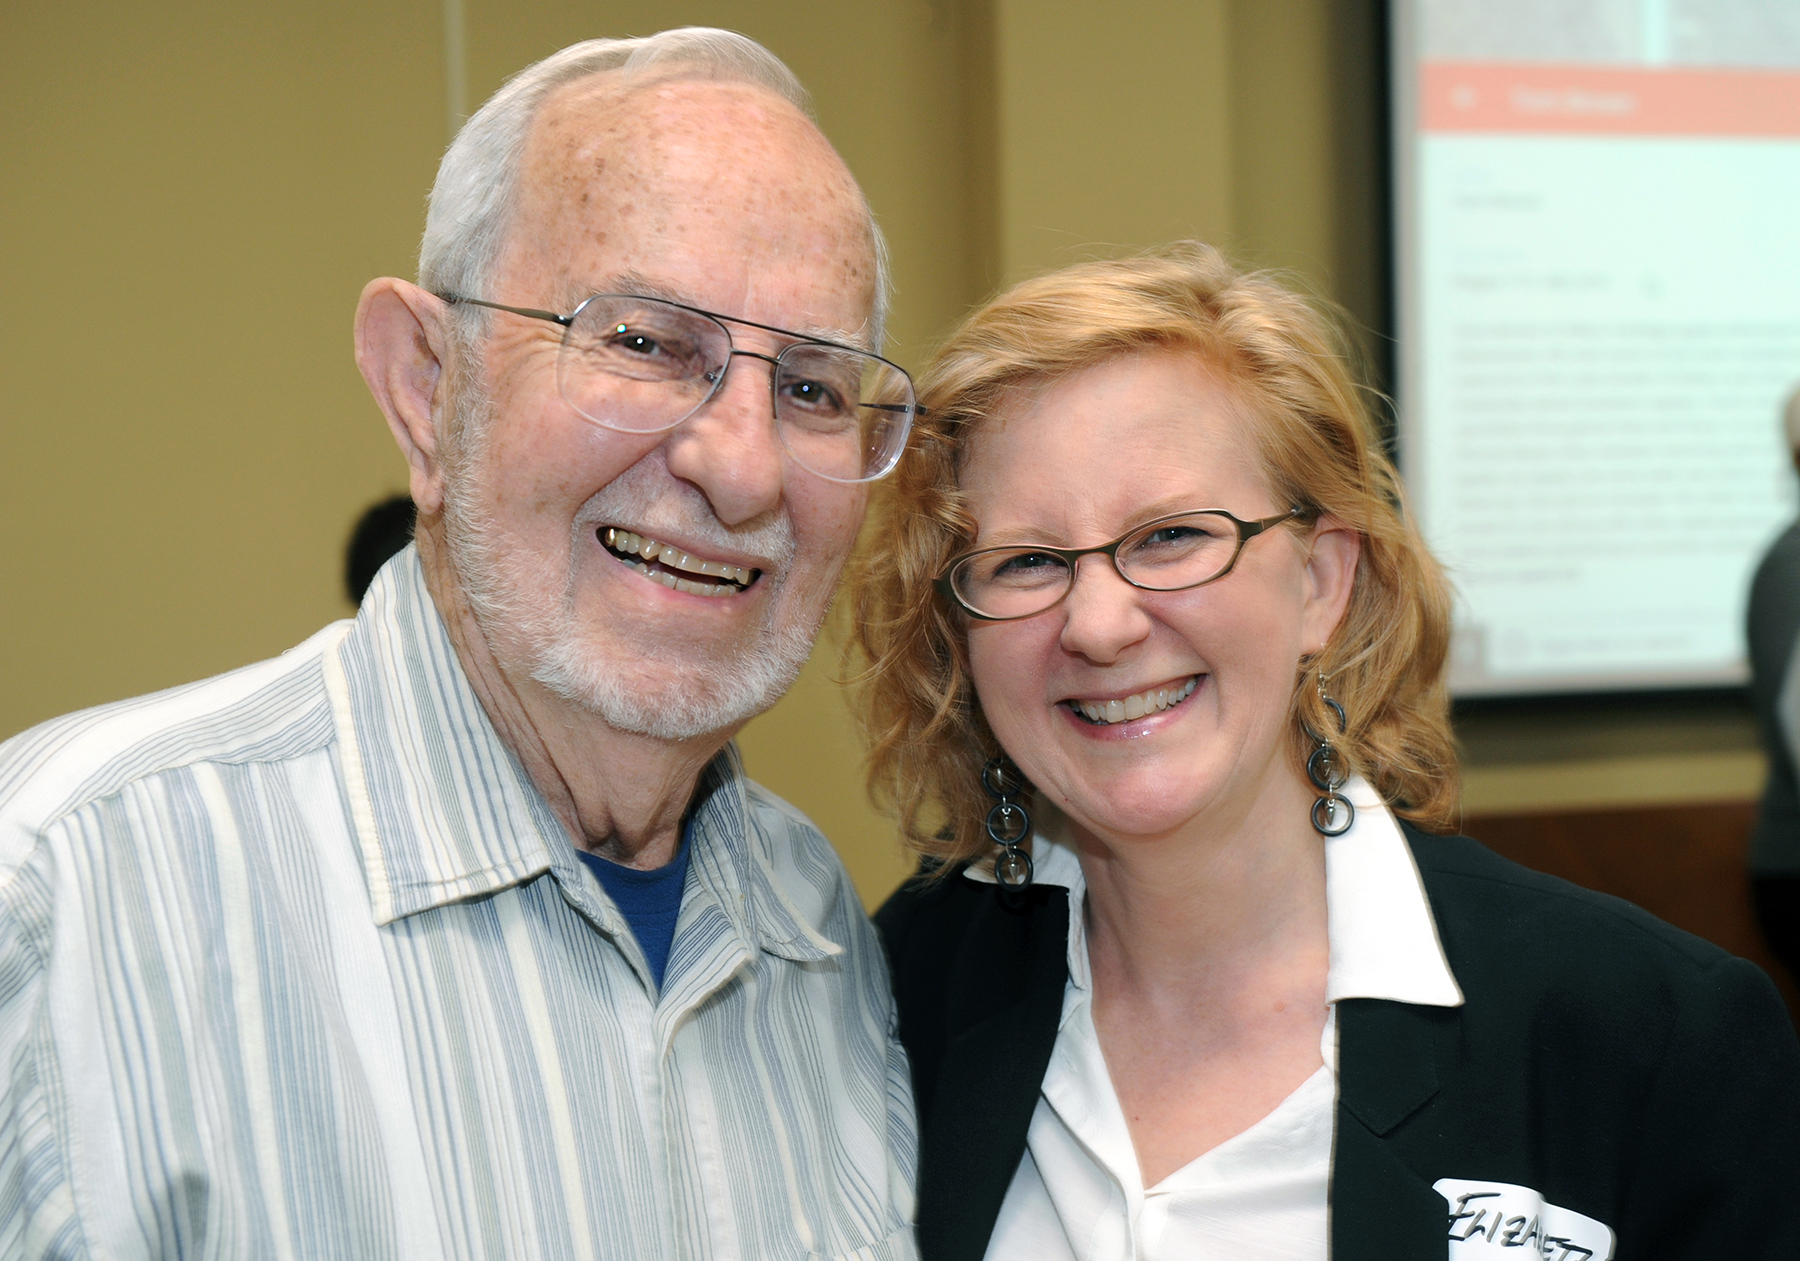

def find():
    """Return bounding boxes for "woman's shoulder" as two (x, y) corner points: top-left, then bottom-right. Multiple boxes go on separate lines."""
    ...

(875, 861), (1066, 964)
(1402, 824), (1780, 1017)
(1358, 828), (1800, 1256)
(874, 861), (1075, 1031)
(873, 860), (978, 939)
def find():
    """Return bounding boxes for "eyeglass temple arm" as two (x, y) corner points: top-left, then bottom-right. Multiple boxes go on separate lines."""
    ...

(438, 295), (573, 328)
(1242, 507), (1311, 537)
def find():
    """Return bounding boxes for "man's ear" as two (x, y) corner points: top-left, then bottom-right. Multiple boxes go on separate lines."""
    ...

(1300, 516), (1362, 653)
(355, 278), (454, 515)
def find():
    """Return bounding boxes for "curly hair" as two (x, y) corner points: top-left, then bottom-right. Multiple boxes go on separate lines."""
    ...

(847, 243), (1457, 868)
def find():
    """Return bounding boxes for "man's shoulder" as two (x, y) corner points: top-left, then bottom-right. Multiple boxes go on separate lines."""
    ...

(737, 774), (834, 859)
(0, 620), (351, 866)
(733, 772), (873, 933)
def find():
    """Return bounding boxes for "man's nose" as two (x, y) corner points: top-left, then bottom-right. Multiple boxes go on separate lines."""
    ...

(662, 349), (786, 526)
(1057, 554), (1153, 665)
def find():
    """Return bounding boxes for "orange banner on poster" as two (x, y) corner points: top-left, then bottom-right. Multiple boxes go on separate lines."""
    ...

(1422, 61), (1800, 137)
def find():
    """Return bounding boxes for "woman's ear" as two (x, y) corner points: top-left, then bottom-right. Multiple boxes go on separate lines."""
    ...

(355, 278), (453, 515)
(1299, 516), (1362, 652)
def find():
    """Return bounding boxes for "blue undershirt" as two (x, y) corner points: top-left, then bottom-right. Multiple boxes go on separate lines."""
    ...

(578, 834), (692, 991)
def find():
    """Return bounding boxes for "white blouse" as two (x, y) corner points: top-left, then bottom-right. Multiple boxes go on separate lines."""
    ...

(976, 778), (1464, 1260)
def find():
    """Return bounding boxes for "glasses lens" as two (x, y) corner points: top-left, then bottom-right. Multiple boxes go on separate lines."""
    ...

(1116, 513), (1240, 590)
(556, 296), (730, 434)
(774, 345), (915, 482)
(953, 549), (1074, 619)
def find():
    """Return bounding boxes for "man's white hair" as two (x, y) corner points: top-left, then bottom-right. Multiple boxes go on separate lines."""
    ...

(418, 28), (889, 345)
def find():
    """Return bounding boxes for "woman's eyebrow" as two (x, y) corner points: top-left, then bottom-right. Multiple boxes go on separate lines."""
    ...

(972, 528), (1069, 549)
(1125, 498), (1217, 528)
(973, 501), (1218, 548)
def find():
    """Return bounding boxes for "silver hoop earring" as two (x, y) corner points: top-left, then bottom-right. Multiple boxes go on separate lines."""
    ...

(1306, 674), (1355, 837)
(981, 756), (1034, 892)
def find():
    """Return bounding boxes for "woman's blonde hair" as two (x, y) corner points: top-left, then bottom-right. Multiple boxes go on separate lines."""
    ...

(848, 243), (1457, 867)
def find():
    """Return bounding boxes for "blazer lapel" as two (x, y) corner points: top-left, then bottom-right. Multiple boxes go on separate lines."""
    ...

(1332, 997), (1453, 1260)
(919, 886), (1070, 1261)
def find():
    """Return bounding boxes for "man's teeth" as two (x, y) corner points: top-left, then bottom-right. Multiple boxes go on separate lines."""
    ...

(603, 528), (755, 597)
(1073, 676), (1199, 725)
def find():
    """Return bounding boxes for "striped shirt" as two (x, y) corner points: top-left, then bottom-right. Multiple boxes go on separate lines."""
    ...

(0, 549), (918, 1259)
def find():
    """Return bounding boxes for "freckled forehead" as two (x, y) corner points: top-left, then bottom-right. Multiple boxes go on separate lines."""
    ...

(506, 74), (877, 318)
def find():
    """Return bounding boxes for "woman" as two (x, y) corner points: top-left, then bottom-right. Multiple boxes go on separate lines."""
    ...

(851, 245), (1800, 1260)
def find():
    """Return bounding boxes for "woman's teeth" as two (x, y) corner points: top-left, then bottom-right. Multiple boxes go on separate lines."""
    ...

(1071, 676), (1199, 725)
(603, 527), (757, 597)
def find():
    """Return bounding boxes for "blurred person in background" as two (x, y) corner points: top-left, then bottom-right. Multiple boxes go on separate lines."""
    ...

(1749, 385), (1800, 984)
(0, 30), (921, 1257)
(854, 245), (1800, 1260)
(344, 493), (416, 604)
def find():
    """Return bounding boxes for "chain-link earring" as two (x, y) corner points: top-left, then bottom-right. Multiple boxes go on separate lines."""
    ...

(981, 756), (1034, 891)
(1306, 674), (1355, 837)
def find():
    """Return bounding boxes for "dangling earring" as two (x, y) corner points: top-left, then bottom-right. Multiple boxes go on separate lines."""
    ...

(981, 756), (1034, 891)
(1307, 673), (1355, 837)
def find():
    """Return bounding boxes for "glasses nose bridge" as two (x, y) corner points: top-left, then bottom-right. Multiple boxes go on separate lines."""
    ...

(708, 346), (784, 417)
(688, 345), (783, 429)
(1064, 540), (1136, 599)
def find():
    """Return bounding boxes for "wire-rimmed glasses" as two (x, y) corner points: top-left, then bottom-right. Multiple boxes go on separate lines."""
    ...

(441, 292), (918, 483)
(936, 508), (1308, 621)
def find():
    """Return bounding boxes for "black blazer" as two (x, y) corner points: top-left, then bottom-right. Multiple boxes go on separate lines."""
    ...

(876, 827), (1800, 1260)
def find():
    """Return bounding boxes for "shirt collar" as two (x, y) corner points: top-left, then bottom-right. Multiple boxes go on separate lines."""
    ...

(322, 547), (839, 964)
(1323, 776), (1463, 1006)
(963, 774), (1462, 1008)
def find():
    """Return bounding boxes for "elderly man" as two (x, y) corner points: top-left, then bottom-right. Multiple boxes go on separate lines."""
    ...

(0, 31), (917, 1258)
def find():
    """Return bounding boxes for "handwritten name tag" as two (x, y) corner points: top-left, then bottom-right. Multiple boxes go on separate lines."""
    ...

(1434, 1179), (1615, 1260)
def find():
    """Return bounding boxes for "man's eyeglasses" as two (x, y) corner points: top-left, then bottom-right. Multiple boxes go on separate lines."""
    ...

(440, 293), (918, 483)
(936, 508), (1308, 621)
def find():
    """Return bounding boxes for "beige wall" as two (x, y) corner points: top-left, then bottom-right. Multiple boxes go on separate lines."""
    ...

(1, 1), (1432, 908)
(1, 0), (440, 733)
(993, 1), (1368, 312)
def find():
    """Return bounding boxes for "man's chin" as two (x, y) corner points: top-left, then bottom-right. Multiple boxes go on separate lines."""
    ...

(529, 631), (815, 742)
(438, 492), (823, 742)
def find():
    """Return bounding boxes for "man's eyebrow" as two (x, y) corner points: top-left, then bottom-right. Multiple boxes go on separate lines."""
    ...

(582, 271), (875, 352)
(586, 270), (686, 308)
(794, 320), (874, 350)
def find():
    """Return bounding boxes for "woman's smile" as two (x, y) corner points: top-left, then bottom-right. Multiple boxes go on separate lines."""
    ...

(1061, 673), (1201, 728)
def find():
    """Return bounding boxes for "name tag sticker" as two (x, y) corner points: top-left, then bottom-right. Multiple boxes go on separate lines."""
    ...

(1434, 1179), (1615, 1260)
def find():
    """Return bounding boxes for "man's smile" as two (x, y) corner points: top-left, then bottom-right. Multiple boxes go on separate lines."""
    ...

(601, 525), (761, 596)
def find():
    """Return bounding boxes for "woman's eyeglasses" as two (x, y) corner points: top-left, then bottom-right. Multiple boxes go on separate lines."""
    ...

(936, 508), (1307, 621)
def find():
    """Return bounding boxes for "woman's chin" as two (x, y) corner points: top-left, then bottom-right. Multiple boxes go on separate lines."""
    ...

(1050, 781), (1222, 849)
(1042, 752), (1303, 854)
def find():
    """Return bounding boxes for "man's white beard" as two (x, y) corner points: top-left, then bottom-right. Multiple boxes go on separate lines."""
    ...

(439, 379), (822, 742)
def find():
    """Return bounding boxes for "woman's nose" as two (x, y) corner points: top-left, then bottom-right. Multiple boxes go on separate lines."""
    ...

(1057, 555), (1153, 664)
